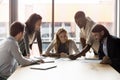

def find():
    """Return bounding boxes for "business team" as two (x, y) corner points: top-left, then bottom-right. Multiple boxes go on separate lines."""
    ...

(0, 11), (120, 79)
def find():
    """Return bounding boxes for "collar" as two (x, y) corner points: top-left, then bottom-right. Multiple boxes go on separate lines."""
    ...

(8, 36), (17, 42)
(101, 37), (107, 44)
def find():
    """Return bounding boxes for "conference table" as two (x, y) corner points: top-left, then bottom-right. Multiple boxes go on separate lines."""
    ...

(8, 57), (120, 80)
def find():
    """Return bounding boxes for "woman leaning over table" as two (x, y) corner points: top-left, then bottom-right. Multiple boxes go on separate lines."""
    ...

(19, 13), (42, 58)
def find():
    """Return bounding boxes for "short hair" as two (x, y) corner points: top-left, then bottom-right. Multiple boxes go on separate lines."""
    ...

(92, 24), (110, 36)
(74, 11), (85, 19)
(25, 13), (42, 34)
(10, 21), (24, 37)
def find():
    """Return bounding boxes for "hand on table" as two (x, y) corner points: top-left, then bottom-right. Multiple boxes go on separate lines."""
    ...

(42, 53), (60, 58)
(69, 55), (77, 60)
(60, 52), (68, 58)
(42, 53), (50, 57)
(34, 59), (44, 64)
(100, 56), (111, 64)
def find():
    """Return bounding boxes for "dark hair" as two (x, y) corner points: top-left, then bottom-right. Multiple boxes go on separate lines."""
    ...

(25, 13), (42, 34)
(92, 24), (110, 37)
(10, 21), (24, 37)
(74, 11), (85, 19)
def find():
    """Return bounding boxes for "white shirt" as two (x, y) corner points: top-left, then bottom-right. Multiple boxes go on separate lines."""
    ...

(102, 37), (108, 56)
(28, 32), (36, 45)
(80, 17), (99, 53)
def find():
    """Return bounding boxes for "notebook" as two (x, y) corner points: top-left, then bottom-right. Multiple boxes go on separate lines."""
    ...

(30, 63), (57, 70)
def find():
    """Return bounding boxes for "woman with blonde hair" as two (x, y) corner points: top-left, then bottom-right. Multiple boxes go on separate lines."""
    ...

(44, 28), (80, 58)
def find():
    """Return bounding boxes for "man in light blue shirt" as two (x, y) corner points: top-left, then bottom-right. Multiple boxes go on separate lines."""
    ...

(0, 21), (43, 79)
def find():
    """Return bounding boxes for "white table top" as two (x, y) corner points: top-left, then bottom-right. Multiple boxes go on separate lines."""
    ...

(8, 57), (120, 80)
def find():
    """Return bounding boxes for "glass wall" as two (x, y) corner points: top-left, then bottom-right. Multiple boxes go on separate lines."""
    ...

(18, 0), (116, 55)
(54, 0), (116, 42)
(18, 0), (52, 56)
(53, 0), (115, 50)
(0, 0), (117, 57)
(0, 0), (9, 39)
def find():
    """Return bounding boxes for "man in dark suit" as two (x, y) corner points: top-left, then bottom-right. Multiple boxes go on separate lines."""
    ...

(91, 24), (120, 73)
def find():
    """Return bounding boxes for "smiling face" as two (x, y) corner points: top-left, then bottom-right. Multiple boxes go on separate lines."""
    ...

(74, 11), (86, 28)
(58, 31), (68, 43)
(75, 17), (86, 28)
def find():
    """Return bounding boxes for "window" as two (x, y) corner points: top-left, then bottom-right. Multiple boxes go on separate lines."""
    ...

(18, 0), (52, 56)
(0, 0), (9, 39)
(18, 0), (116, 56)
(53, 0), (116, 50)
(55, 0), (116, 42)
(18, 0), (52, 44)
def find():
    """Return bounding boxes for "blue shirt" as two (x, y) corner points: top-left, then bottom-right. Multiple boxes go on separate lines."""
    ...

(0, 36), (36, 78)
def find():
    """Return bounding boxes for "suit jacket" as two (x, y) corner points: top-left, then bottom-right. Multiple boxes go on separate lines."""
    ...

(98, 35), (120, 66)
(19, 27), (42, 56)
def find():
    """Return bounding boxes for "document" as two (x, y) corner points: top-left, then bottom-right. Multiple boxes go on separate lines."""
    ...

(30, 63), (57, 70)
(30, 66), (57, 70)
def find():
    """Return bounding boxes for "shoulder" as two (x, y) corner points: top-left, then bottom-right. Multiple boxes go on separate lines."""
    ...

(49, 39), (56, 46)
(86, 17), (95, 23)
(68, 39), (75, 44)
(24, 28), (29, 40)
(24, 27), (32, 37)
(108, 35), (120, 40)
(86, 17), (95, 27)
(52, 39), (56, 44)
(107, 35), (120, 45)
(5, 37), (18, 48)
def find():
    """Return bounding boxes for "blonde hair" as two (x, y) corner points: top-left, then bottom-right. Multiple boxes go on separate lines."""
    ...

(54, 28), (69, 53)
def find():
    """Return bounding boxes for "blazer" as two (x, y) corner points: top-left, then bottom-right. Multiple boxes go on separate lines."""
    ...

(19, 27), (42, 56)
(98, 35), (120, 65)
